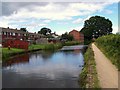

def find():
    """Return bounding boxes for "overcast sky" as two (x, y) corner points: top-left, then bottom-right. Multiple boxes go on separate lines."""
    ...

(0, 1), (119, 35)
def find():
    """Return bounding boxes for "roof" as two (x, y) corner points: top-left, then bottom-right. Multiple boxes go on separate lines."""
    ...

(69, 29), (84, 35)
(1, 27), (28, 34)
(69, 29), (79, 33)
(1, 27), (44, 37)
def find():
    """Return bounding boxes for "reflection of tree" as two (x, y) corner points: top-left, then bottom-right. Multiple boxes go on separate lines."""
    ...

(33, 50), (54, 61)
(81, 46), (88, 54)
(3, 54), (29, 67)
(62, 50), (81, 56)
(42, 51), (55, 60)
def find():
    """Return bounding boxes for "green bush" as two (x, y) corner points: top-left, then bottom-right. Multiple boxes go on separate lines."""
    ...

(95, 34), (120, 70)
(29, 43), (62, 51)
(63, 41), (81, 46)
(79, 46), (100, 88)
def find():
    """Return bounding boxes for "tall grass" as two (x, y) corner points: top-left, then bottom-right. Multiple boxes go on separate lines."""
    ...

(79, 45), (100, 88)
(29, 43), (62, 51)
(95, 34), (120, 70)
(62, 41), (81, 46)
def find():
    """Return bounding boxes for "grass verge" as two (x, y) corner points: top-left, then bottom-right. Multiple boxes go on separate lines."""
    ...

(2, 48), (24, 60)
(79, 45), (100, 88)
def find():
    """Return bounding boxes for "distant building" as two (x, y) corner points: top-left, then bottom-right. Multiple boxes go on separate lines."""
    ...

(51, 32), (59, 38)
(1, 27), (44, 41)
(1, 27), (46, 49)
(3, 39), (29, 50)
(69, 29), (84, 43)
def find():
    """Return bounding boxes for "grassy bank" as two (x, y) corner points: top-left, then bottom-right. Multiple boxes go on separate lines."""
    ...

(95, 34), (120, 70)
(62, 41), (82, 46)
(29, 43), (62, 51)
(79, 45), (100, 88)
(2, 48), (25, 60)
(2, 41), (81, 60)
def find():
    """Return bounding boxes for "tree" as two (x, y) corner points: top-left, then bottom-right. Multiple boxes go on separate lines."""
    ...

(20, 28), (27, 32)
(80, 16), (113, 43)
(61, 32), (73, 41)
(38, 27), (51, 35)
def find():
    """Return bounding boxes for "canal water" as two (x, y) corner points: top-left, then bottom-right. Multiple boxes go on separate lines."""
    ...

(2, 45), (86, 88)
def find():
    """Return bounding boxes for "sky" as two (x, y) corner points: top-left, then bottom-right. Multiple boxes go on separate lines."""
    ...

(0, 0), (119, 35)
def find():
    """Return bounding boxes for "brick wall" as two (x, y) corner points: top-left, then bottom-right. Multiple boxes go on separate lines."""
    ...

(3, 39), (29, 50)
(69, 30), (84, 42)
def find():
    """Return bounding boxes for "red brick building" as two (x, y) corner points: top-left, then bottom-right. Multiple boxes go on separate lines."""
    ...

(3, 39), (29, 50)
(69, 29), (84, 43)
(1, 27), (44, 49)
(1, 27), (43, 42)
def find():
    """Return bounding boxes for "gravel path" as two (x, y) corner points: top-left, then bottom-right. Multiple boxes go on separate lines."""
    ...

(92, 43), (118, 88)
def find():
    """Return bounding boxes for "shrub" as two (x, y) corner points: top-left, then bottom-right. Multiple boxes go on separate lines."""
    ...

(95, 34), (120, 70)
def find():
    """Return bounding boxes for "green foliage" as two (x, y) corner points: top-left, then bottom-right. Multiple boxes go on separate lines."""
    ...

(95, 34), (120, 70)
(20, 28), (27, 32)
(80, 16), (113, 44)
(61, 32), (74, 41)
(29, 43), (62, 51)
(2, 48), (24, 60)
(62, 41), (81, 46)
(79, 46), (100, 88)
(46, 34), (54, 38)
(38, 27), (51, 35)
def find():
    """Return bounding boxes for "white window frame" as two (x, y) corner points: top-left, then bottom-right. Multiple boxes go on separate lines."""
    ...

(13, 33), (15, 36)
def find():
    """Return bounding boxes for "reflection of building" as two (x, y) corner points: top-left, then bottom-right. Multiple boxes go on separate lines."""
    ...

(3, 54), (29, 67)
(69, 30), (84, 43)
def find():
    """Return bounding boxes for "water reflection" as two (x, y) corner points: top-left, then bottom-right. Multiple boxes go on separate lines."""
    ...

(3, 48), (84, 88)
(3, 54), (29, 67)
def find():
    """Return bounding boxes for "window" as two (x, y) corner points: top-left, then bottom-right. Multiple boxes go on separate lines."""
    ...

(18, 33), (20, 36)
(13, 33), (15, 36)
(4, 32), (6, 35)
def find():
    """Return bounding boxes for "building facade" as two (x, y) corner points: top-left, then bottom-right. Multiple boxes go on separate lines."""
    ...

(69, 29), (84, 43)
(1, 27), (45, 49)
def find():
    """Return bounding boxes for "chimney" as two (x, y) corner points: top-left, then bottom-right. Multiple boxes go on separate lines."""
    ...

(7, 27), (9, 29)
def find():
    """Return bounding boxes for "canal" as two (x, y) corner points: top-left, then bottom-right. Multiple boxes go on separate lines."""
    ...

(2, 45), (86, 88)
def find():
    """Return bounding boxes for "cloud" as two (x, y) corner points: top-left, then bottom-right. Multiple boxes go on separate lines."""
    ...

(0, 2), (118, 33)
(72, 18), (84, 24)
(1, 0), (119, 3)
(70, 26), (83, 31)
(2, 2), (49, 16)
(43, 20), (51, 23)
(1, 2), (115, 21)
(112, 26), (118, 34)
(103, 10), (113, 14)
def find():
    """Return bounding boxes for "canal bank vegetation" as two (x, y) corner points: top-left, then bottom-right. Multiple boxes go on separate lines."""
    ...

(62, 41), (81, 46)
(29, 43), (63, 51)
(95, 34), (120, 71)
(2, 41), (81, 60)
(2, 48), (25, 60)
(79, 45), (100, 88)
